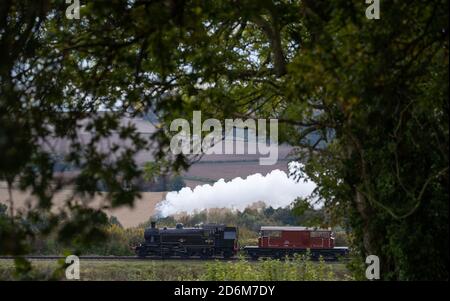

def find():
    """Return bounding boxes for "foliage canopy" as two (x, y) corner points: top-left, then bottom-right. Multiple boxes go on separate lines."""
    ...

(0, 0), (448, 280)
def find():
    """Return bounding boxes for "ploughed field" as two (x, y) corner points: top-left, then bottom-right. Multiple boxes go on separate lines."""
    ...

(0, 183), (164, 228)
(0, 258), (350, 281)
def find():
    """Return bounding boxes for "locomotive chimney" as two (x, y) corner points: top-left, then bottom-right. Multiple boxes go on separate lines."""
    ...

(151, 221), (156, 229)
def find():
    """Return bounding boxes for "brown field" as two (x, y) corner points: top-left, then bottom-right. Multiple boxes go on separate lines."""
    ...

(0, 151), (293, 227)
(181, 143), (294, 185)
(0, 182), (164, 228)
(183, 160), (289, 184)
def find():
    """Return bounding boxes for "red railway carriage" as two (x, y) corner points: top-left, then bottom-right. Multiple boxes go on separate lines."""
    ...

(258, 226), (335, 249)
(243, 226), (348, 260)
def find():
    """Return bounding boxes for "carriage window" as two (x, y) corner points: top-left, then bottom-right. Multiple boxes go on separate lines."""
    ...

(310, 231), (330, 238)
(224, 231), (236, 240)
(267, 230), (282, 238)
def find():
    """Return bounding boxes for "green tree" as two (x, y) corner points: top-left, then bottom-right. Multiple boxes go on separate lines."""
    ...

(0, 0), (145, 276)
(284, 1), (448, 280)
(168, 176), (186, 192)
(0, 0), (447, 280)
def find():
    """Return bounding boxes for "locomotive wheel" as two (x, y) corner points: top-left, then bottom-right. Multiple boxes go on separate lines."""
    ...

(223, 251), (233, 259)
(200, 249), (211, 259)
(180, 251), (190, 259)
(272, 252), (283, 260)
(137, 248), (147, 258)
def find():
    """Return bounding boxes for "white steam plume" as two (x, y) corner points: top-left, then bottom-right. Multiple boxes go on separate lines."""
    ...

(156, 168), (316, 217)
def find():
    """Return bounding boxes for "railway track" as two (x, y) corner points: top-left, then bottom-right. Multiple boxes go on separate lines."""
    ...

(0, 255), (239, 261)
(0, 255), (347, 262)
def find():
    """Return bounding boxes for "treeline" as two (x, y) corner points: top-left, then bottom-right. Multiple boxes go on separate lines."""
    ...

(152, 203), (324, 231)
(149, 202), (325, 231)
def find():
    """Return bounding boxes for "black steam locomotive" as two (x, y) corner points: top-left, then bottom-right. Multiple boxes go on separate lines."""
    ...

(135, 222), (238, 258)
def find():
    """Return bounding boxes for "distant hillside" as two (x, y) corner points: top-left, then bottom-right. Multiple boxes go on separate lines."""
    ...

(41, 115), (296, 189)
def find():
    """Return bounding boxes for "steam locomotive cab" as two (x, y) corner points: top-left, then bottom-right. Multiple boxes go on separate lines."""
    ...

(135, 222), (238, 258)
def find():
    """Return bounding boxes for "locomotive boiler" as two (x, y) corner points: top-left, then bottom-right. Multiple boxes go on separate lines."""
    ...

(135, 222), (238, 258)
